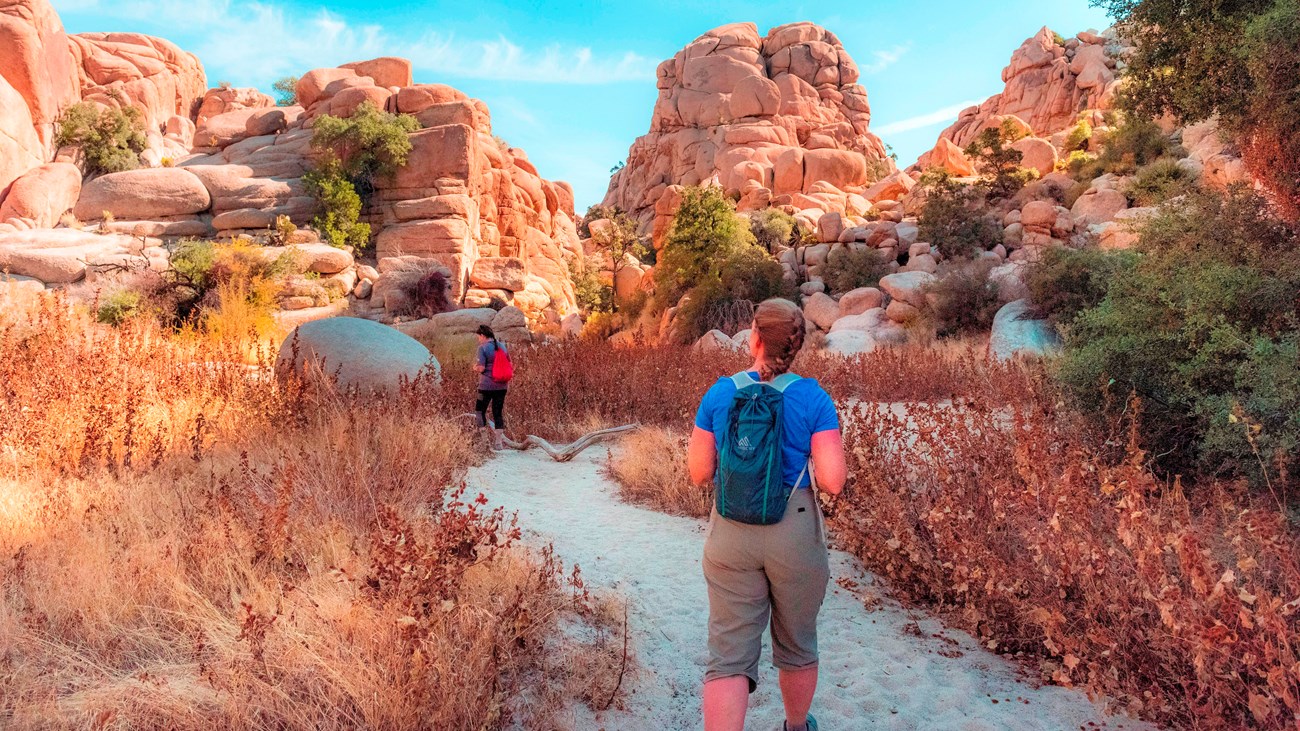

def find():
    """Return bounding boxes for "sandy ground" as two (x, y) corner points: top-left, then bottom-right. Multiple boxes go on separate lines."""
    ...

(469, 448), (1158, 731)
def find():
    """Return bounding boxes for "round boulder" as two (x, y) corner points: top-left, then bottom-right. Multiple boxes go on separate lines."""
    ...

(276, 317), (440, 391)
(74, 168), (211, 221)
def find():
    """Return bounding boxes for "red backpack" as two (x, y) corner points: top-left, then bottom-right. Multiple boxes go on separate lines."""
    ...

(490, 342), (514, 383)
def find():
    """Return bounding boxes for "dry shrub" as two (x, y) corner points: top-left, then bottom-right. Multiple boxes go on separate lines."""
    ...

(607, 427), (709, 518)
(832, 370), (1300, 729)
(0, 294), (625, 730)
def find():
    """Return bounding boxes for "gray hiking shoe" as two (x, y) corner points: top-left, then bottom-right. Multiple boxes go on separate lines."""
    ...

(782, 715), (817, 731)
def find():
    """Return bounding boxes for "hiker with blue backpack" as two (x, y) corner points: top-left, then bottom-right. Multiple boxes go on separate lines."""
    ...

(689, 298), (847, 731)
(473, 324), (514, 447)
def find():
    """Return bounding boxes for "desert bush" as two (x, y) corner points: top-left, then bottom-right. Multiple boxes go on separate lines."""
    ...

(1097, 0), (1300, 215)
(833, 379), (1300, 729)
(749, 208), (798, 251)
(95, 289), (142, 326)
(55, 102), (146, 176)
(1124, 157), (1198, 206)
(273, 75), (299, 106)
(1072, 115), (1179, 180)
(1023, 246), (1139, 326)
(964, 119), (1038, 198)
(673, 244), (788, 341)
(583, 207), (648, 311)
(819, 246), (889, 295)
(304, 159), (370, 249)
(654, 186), (756, 306)
(0, 296), (624, 729)
(924, 260), (1001, 337)
(607, 427), (709, 517)
(309, 101), (419, 195)
(916, 172), (1003, 259)
(1058, 187), (1300, 488)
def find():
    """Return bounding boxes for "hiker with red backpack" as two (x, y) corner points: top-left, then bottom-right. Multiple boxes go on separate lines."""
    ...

(473, 324), (514, 446)
(688, 298), (847, 731)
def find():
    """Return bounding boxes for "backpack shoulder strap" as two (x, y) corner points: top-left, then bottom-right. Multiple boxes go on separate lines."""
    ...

(771, 372), (801, 393)
(729, 371), (758, 390)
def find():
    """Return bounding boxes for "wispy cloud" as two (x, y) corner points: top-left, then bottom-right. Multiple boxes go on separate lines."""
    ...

(873, 100), (980, 136)
(861, 43), (912, 74)
(52, 0), (656, 86)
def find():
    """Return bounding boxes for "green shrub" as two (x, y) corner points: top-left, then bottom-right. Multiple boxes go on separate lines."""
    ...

(925, 260), (1002, 337)
(309, 101), (419, 195)
(272, 76), (299, 106)
(569, 256), (614, 316)
(584, 207), (648, 311)
(1023, 246), (1139, 326)
(916, 172), (1003, 260)
(820, 246), (889, 295)
(55, 102), (146, 176)
(168, 239), (218, 294)
(654, 186), (756, 306)
(1055, 187), (1300, 487)
(96, 290), (142, 326)
(1124, 157), (1199, 206)
(1063, 118), (1094, 153)
(749, 208), (798, 251)
(304, 160), (370, 249)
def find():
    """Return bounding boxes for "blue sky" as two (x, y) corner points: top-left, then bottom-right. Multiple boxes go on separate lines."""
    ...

(53, 1), (1113, 210)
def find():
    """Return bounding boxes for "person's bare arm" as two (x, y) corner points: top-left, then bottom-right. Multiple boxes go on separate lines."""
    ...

(810, 429), (846, 495)
(688, 427), (718, 486)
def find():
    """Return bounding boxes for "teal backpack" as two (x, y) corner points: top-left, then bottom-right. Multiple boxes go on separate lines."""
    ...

(716, 371), (809, 526)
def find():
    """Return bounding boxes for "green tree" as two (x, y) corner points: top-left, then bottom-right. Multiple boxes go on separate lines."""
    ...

(1093, 0), (1300, 214)
(272, 76), (299, 107)
(749, 208), (798, 252)
(654, 186), (757, 306)
(55, 102), (147, 176)
(309, 101), (419, 195)
(964, 119), (1037, 199)
(584, 206), (648, 311)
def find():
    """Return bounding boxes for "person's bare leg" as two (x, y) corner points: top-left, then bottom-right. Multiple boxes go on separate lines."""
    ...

(778, 665), (818, 729)
(702, 675), (749, 731)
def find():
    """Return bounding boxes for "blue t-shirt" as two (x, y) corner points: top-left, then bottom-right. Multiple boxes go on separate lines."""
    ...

(476, 341), (509, 391)
(694, 372), (839, 489)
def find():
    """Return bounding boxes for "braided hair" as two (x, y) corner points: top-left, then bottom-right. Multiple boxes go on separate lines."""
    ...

(753, 298), (805, 382)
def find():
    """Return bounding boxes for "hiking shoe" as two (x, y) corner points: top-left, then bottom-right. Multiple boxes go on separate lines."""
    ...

(783, 715), (817, 731)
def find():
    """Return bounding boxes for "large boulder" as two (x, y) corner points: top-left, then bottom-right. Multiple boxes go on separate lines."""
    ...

(802, 291), (841, 331)
(0, 228), (135, 283)
(989, 299), (1061, 361)
(878, 271), (936, 309)
(276, 317), (440, 391)
(74, 168), (211, 221)
(0, 162), (80, 230)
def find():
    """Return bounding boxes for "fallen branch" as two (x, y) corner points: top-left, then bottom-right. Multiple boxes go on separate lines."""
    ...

(458, 415), (639, 462)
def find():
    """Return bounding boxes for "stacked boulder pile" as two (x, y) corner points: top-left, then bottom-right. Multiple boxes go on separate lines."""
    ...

(0, 0), (581, 339)
(604, 21), (901, 251)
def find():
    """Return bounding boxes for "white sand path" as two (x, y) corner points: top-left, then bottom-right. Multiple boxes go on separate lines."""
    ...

(469, 449), (1158, 731)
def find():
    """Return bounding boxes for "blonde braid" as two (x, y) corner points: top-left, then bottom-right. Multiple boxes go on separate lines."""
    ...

(754, 299), (805, 382)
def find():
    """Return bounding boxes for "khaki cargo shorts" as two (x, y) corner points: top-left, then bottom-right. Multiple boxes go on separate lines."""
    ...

(701, 488), (830, 692)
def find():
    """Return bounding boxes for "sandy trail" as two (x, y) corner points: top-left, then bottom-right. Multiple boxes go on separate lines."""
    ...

(469, 449), (1156, 731)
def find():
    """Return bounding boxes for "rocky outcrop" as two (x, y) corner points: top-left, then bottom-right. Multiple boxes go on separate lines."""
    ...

(0, 162), (80, 231)
(603, 22), (893, 245)
(930, 28), (1121, 153)
(67, 32), (206, 131)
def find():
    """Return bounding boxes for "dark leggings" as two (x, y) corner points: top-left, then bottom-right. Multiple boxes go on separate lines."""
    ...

(475, 389), (507, 429)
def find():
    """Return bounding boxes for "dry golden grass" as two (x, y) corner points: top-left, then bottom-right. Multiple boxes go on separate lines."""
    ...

(0, 293), (625, 730)
(606, 427), (710, 518)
